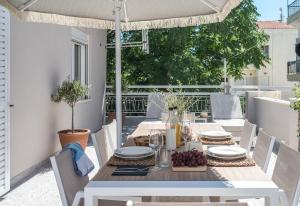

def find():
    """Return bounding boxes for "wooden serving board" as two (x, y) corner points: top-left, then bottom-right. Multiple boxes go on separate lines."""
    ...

(172, 165), (207, 172)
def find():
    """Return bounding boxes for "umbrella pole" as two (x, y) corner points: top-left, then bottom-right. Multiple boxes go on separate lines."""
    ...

(114, 1), (122, 148)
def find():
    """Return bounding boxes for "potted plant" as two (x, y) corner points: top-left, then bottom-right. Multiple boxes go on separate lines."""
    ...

(51, 80), (90, 149)
(108, 78), (128, 123)
(290, 84), (300, 152)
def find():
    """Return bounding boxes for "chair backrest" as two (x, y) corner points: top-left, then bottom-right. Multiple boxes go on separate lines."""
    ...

(50, 150), (89, 206)
(210, 94), (243, 119)
(252, 129), (276, 172)
(92, 120), (117, 167)
(146, 93), (165, 119)
(239, 120), (256, 154)
(272, 143), (300, 206)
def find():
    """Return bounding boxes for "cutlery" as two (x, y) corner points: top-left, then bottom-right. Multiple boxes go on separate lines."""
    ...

(115, 167), (149, 172)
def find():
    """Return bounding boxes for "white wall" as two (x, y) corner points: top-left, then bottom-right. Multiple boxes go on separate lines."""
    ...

(254, 97), (298, 151)
(261, 28), (298, 87)
(234, 27), (298, 97)
(10, 16), (107, 178)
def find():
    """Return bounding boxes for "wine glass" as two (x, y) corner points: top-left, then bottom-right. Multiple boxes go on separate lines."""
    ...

(149, 130), (163, 171)
(181, 120), (191, 151)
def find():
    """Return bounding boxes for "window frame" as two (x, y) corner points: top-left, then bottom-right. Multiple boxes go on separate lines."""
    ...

(71, 28), (91, 100)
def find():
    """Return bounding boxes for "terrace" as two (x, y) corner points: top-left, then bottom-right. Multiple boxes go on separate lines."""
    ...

(0, 0), (299, 206)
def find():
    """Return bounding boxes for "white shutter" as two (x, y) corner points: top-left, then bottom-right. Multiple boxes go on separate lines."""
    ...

(0, 5), (10, 196)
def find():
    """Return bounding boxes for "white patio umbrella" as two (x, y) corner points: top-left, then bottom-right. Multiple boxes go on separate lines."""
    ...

(0, 0), (241, 148)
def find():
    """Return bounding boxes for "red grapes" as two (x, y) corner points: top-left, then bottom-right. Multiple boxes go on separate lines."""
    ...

(171, 150), (207, 167)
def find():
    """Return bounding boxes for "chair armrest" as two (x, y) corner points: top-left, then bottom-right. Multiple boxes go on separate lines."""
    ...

(72, 191), (84, 206)
(279, 189), (289, 206)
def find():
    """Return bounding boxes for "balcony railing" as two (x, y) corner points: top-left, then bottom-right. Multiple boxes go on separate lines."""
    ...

(287, 60), (300, 81)
(106, 85), (280, 116)
(288, 0), (300, 17)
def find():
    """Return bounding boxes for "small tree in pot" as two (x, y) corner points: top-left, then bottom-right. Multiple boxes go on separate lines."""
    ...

(51, 80), (89, 149)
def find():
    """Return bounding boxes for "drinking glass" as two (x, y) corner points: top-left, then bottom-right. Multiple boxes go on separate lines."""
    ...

(149, 130), (163, 171)
(181, 120), (191, 151)
(159, 129), (170, 168)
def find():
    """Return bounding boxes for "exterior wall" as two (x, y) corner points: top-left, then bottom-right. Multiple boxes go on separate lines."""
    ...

(234, 27), (298, 88)
(10, 16), (107, 178)
(261, 28), (298, 87)
(253, 97), (298, 151)
(246, 91), (281, 123)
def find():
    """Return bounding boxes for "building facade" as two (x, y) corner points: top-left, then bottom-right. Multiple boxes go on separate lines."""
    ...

(234, 21), (298, 87)
(0, 5), (108, 192)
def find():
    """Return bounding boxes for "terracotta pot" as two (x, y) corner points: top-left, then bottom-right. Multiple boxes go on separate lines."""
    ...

(58, 129), (90, 149)
(108, 112), (126, 124)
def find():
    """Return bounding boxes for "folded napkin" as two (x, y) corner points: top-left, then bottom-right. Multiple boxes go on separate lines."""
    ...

(112, 166), (149, 176)
(64, 143), (94, 176)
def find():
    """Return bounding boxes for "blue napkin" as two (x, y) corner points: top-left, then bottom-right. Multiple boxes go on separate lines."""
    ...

(64, 143), (94, 176)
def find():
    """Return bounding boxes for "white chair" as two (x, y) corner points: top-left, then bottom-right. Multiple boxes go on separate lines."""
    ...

(130, 203), (248, 206)
(210, 94), (245, 137)
(225, 143), (300, 206)
(50, 149), (134, 206)
(146, 93), (165, 120)
(92, 120), (117, 168)
(220, 128), (274, 202)
(239, 120), (256, 155)
(252, 129), (276, 173)
(270, 143), (300, 206)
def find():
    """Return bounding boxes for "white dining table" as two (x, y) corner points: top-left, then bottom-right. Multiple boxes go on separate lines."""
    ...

(84, 122), (279, 206)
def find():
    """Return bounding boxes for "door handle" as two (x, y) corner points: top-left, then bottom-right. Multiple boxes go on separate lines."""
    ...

(9, 104), (14, 107)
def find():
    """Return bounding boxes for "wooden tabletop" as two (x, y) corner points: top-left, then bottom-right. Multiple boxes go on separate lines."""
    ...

(93, 122), (271, 183)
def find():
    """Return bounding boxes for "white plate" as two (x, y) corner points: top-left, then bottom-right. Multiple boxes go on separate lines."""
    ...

(200, 131), (232, 138)
(114, 152), (153, 160)
(207, 152), (246, 160)
(208, 146), (246, 157)
(115, 146), (153, 157)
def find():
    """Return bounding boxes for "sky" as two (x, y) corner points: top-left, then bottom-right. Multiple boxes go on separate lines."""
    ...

(254, 0), (288, 21)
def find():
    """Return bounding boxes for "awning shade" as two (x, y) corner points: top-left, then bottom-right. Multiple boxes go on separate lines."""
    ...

(1, 0), (241, 30)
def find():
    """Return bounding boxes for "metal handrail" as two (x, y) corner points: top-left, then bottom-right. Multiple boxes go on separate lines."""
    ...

(288, 0), (300, 16)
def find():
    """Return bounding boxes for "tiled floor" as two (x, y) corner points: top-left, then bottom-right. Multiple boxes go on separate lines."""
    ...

(0, 146), (100, 206)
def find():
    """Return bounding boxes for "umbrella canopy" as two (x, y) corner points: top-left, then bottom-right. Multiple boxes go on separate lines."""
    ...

(1, 0), (240, 30)
(0, 0), (242, 148)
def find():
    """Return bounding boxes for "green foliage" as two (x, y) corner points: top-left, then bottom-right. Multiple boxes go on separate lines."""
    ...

(107, 0), (268, 85)
(51, 80), (88, 132)
(51, 80), (88, 107)
(111, 78), (129, 93)
(162, 88), (195, 120)
(290, 84), (300, 111)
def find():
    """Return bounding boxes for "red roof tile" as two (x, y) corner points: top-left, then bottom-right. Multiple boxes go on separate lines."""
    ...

(257, 21), (295, 29)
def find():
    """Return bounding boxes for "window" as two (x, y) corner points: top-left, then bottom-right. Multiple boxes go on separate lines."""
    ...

(71, 29), (90, 99)
(262, 45), (269, 58)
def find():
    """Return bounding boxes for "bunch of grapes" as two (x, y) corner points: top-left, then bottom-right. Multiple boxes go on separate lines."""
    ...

(171, 150), (207, 167)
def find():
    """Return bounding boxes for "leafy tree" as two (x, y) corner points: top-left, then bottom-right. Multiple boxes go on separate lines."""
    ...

(107, 0), (268, 85)
(51, 80), (88, 133)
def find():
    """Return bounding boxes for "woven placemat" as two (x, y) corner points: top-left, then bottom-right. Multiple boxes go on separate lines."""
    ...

(107, 155), (155, 166)
(199, 137), (235, 145)
(207, 156), (255, 167)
